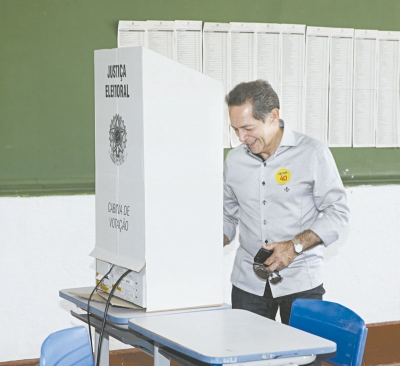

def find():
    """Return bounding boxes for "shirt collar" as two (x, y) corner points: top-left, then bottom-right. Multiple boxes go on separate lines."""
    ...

(278, 119), (298, 148)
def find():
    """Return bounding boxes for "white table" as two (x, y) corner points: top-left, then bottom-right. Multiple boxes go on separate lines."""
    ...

(60, 287), (336, 366)
(128, 309), (336, 366)
(59, 287), (230, 365)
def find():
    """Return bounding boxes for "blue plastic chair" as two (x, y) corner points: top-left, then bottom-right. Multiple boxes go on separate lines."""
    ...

(39, 326), (94, 366)
(289, 299), (368, 366)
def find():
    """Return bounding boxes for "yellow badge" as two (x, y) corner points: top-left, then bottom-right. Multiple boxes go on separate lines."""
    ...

(275, 169), (290, 185)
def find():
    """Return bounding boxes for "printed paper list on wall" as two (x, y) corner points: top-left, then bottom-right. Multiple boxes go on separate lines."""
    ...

(304, 27), (330, 145)
(147, 21), (175, 60)
(175, 21), (202, 73)
(229, 23), (256, 147)
(117, 20), (400, 148)
(280, 24), (306, 133)
(256, 23), (281, 98)
(328, 28), (354, 147)
(118, 21), (147, 47)
(203, 23), (230, 147)
(118, 20), (202, 73)
(228, 23), (305, 146)
(377, 31), (400, 148)
(353, 30), (378, 147)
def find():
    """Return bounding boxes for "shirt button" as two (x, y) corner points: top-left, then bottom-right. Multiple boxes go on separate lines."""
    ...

(263, 200), (266, 205)
(263, 220), (266, 225)
(262, 181), (265, 186)
(263, 162), (266, 167)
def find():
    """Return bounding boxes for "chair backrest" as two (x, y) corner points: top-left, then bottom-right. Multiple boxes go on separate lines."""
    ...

(39, 326), (94, 366)
(289, 299), (368, 366)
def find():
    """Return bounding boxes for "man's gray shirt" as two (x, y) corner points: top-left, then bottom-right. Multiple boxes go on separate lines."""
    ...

(223, 120), (350, 298)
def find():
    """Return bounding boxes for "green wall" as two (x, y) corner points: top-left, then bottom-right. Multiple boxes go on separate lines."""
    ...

(1, 0), (400, 196)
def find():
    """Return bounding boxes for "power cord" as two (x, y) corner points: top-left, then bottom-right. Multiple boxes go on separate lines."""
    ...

(96, 268), (132, 366)
(87, 264), (114, 355)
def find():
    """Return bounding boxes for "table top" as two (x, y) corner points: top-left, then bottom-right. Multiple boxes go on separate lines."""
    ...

(60, 287), (230, 325)
(128, 309), (336, 364)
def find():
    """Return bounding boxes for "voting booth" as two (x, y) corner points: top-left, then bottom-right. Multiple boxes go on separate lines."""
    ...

(90, 46), (224, 312)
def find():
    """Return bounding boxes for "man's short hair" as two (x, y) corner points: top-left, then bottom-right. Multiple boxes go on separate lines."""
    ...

(225, 80), (280, 122)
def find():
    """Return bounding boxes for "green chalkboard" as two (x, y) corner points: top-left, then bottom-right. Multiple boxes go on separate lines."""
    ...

(1, 0), (400, 196)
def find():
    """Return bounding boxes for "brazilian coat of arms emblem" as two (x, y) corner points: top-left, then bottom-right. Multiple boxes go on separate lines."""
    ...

(109, 114), (127, 166)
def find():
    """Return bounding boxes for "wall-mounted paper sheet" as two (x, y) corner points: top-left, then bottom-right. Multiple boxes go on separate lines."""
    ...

(230, 22), (256, 88)
(376, 31), (400, 148)
(175, 20), (202, 73)
(203, 22), (231, 148)
(118, 21), (147, 48)
(328, 28), (354, 147)
(229, 22), (256, 147)
(116, 20), (400, 150)
(255, 23), (281, 97)
(353, 30), (378, 147)
(280, 24), (306, 133)
(147, 21), (175, 60)
(304, 27), (330, 144)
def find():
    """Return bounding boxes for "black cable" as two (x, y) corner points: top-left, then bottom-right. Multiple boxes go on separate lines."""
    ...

(96, 268), (132, 366)
(87, 264), (114, 355)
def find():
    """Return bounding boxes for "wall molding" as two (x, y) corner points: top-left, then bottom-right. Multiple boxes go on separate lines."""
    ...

(2, 170), (400, 198)
(363, 320), (400, 365)
(0, 178), (94, 197)
(2, 147), (400, 197)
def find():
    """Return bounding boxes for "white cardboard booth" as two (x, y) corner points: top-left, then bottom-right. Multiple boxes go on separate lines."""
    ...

(90, 46), (224, 312)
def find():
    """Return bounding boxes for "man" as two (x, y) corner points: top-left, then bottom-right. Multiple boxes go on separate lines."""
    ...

(223, 80), (350, 325)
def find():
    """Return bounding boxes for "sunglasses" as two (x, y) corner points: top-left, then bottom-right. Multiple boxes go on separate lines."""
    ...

(253, 263), (283, 285)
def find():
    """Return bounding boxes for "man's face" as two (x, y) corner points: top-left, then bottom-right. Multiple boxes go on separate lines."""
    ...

(229, 101), (280, 158)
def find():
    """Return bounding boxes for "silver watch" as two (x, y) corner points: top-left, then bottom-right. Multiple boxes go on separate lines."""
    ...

(291, 238), (303, 254)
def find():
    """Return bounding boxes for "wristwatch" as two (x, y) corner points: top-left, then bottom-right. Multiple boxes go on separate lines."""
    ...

(291, 238), (303, 254)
